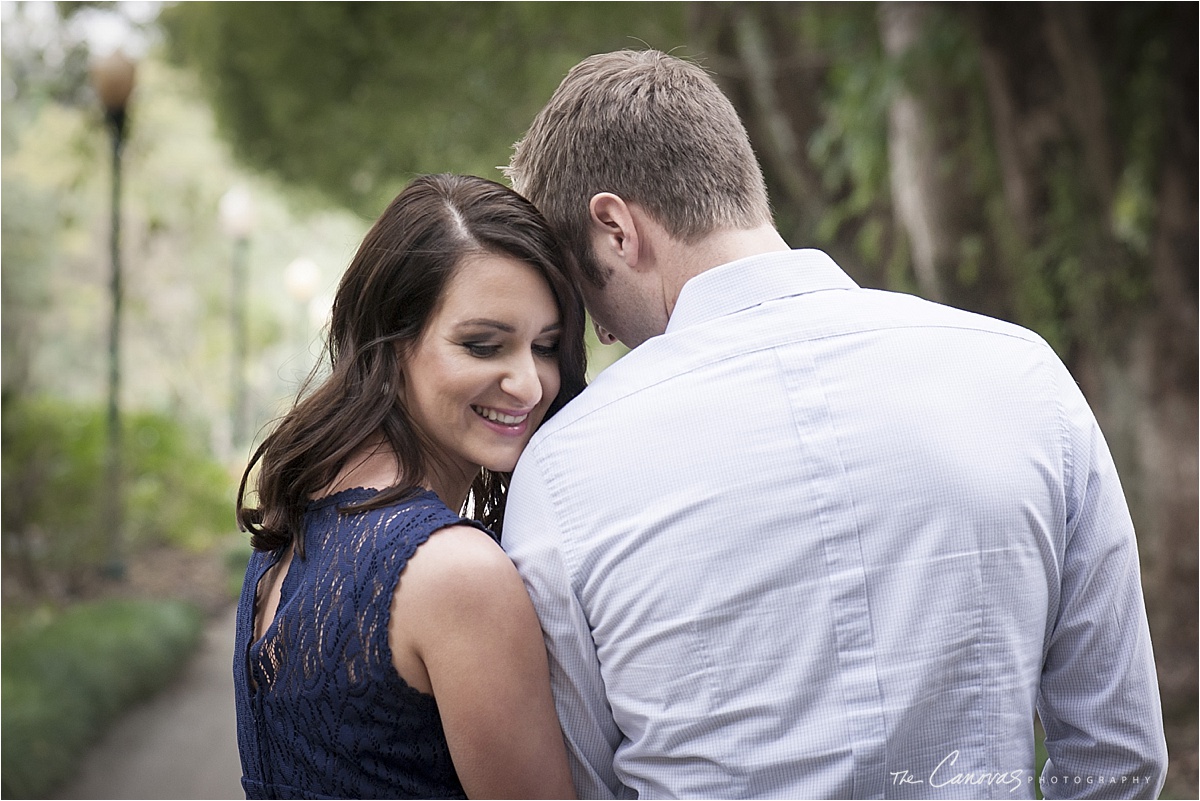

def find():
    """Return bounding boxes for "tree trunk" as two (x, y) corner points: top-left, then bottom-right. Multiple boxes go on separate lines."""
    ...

(878, 1), (947, 302)
(1041, 4), (1115, 210)
(730, 6), (819, 221)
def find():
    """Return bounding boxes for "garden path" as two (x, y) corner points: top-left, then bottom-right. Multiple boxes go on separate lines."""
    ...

(55, 605), (243, 800)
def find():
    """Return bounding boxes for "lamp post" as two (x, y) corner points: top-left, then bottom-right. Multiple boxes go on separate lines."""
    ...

(219, 186), (256, 451)
(90, 50), (137, 580)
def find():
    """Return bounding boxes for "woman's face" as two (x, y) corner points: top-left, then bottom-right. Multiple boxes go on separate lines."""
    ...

(401, 252), (562, 495)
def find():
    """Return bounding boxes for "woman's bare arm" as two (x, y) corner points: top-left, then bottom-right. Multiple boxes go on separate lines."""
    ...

(390, 525), (576, 800)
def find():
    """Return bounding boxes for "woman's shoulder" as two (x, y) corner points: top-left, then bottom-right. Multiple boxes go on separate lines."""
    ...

(399, 524), (522, 612)
(410, 524), (511, 580)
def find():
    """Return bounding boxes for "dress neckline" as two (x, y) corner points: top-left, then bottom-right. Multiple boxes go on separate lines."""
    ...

(306, 486), (435, 511)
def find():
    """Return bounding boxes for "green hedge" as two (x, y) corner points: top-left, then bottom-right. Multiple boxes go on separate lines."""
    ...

(1, 598), (204, 798)
(2, 397), (238, 595)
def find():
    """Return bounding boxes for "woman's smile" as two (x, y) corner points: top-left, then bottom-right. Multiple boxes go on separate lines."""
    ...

(471, 405), (534, 433)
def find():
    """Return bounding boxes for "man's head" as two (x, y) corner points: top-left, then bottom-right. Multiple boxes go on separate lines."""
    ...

(506, 50), (772, 336)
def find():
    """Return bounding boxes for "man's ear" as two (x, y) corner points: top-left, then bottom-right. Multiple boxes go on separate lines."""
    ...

(588, 193), (640, 269)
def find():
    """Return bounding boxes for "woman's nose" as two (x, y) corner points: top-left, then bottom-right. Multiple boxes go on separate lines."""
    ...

(500, 353), (543, 407)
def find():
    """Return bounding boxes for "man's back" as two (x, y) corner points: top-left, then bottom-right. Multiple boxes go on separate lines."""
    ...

(504, 250), (1165, 799)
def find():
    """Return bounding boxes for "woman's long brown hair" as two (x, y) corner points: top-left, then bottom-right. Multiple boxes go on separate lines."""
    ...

(236, 174), (587, 556)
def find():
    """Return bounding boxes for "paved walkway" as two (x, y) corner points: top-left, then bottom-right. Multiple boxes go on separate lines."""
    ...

(56, 606), (244, 800)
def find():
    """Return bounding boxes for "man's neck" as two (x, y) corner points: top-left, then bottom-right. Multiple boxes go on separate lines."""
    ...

(664, 225), (791, 318)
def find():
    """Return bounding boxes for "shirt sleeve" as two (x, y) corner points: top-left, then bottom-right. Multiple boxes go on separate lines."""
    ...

(1037, 363), (1169, 800)
(503, 448), (626, 800)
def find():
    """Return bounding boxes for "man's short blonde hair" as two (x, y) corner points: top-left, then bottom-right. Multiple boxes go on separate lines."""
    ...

(506, 50), (772, 288)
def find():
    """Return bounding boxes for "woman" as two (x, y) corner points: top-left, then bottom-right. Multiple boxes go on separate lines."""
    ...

(233, 174), (586, 799)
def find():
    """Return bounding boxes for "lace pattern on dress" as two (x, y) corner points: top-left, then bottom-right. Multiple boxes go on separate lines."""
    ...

(233, 488), (484, 800)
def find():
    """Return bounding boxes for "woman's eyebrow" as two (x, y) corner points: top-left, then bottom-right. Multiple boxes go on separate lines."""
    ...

(456, 319), (562, 334)
(456, 318), (515, 333)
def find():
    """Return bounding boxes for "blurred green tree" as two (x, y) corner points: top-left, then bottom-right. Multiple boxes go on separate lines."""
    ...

(159, 1), (688, 216)
(1, 175), (58, 406)
(2, 398), (235, 597)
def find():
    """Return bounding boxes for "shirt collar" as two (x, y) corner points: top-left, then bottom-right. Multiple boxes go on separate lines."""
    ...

(665, 249), (859, 334)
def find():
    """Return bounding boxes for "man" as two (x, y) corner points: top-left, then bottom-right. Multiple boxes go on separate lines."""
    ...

(502, 49), (1167, 800)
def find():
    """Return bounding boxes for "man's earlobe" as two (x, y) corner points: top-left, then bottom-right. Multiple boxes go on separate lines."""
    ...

(594, 322), (618, 345)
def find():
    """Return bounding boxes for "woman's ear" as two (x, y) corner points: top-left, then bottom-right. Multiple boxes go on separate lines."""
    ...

(588, 193), (640, 269)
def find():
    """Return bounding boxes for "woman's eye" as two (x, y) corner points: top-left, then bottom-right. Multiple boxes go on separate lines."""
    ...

(463, 342), (500, 358)
(533, 341), (560, 358)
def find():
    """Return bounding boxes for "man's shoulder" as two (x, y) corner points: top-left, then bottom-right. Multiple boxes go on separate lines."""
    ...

(529, 343), (676, 450)
(529, 287), (1061, 454)
(849, 286), (1047, 343)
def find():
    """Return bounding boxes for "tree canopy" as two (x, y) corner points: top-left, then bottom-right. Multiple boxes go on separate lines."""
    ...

(160, 2), (688, 216)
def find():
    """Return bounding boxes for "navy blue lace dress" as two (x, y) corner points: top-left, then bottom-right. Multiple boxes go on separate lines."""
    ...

(233, 488), (490, 799)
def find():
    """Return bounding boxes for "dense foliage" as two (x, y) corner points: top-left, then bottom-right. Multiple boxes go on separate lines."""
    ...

(1, 398), (236, 595)
(160, 2), (688, 216)
(0, 598), (204, 798)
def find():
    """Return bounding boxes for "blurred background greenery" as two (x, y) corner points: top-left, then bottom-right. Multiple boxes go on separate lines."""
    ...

(1, 1), (1195, 797)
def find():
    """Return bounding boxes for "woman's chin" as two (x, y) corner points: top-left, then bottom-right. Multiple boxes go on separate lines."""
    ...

(482, 459), (519, 474)
(478, 449), (524, 474)
(470, 431), (541, 474)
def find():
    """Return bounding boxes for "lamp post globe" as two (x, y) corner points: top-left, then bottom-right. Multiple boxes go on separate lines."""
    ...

(284, 257), (322, 371)
(285, 257), (320, 304)
(90, 50), (137, 121)
(219, 185), (257, 240)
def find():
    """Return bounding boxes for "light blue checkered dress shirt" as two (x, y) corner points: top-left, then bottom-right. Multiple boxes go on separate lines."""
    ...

(503, 250), (1167, 800)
